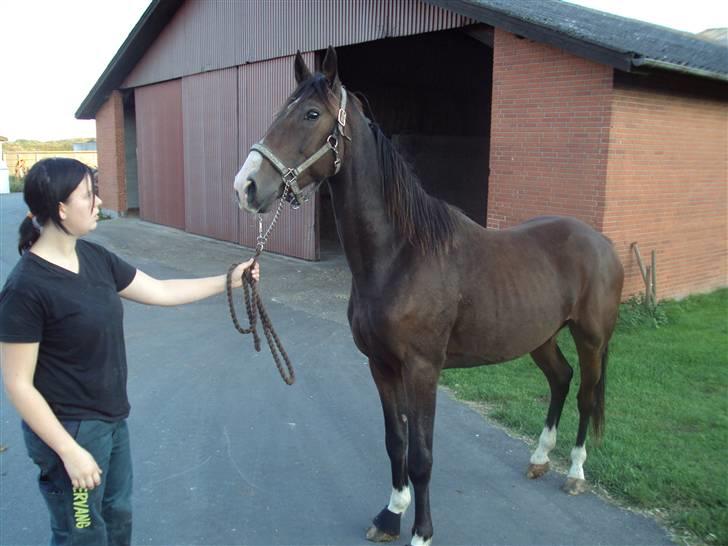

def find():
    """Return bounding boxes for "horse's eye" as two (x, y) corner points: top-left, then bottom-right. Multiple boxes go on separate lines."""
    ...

(305, 110), (320, 121)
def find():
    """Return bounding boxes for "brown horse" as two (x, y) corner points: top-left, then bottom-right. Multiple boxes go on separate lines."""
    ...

(234, 47), (624, 546)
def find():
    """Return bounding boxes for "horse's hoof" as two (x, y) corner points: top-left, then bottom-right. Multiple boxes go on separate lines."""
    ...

(366, 525), (398, 542)
(527, 462), (550, 479)
(562, 477), (588, 495)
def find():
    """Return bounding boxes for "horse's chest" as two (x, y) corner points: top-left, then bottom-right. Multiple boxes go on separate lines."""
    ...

(349, 303), (383, 356)
(348, 292), (449, 363)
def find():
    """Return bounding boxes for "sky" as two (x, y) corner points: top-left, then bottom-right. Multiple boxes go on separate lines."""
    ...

(0, 0), (725, 142)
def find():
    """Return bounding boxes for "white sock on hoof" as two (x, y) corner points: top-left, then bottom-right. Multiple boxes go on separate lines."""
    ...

(387, 485), (411, 514)
(411, 533), (432, 546)
(530, 426), (557, 465)
(567, 445), (587, 480)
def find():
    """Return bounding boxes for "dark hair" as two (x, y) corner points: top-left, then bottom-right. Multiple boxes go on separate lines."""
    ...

(18, 157), (97, 255)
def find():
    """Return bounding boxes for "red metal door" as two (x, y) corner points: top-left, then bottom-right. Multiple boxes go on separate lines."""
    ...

(135, 80), (185, 230)
(182, 68), (239, 242)
(238, 53), (319, 260)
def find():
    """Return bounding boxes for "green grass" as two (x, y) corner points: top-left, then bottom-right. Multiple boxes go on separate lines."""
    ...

(441, 289), (728, 545)
(9, 175), (24, 193)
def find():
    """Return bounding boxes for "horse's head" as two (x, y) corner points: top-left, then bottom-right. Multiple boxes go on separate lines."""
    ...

(234, 46), (347, 213)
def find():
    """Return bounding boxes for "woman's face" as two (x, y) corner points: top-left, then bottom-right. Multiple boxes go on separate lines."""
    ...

(60, 175), (103, 236)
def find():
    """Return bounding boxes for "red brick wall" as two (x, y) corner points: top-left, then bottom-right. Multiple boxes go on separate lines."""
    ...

(487, 29), (613, 231)
(603, 78), (727, 299)
(95, 91), (126, 213)
(487, 29), (727, 300)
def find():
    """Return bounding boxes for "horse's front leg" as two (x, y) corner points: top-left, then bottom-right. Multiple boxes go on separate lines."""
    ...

(404, 361), (439, 546)
(367, 359), (410, 543)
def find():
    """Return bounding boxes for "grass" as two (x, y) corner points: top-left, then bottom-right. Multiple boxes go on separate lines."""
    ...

(440, 289), (728, 545)
(9, 175), (24, 193)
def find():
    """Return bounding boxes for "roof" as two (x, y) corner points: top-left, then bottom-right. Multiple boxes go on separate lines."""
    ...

(77, 0), (728, 119)
(426, 0), (728, 80)
(76, 0), (184, 120)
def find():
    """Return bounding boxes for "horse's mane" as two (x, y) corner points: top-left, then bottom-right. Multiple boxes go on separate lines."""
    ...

(370, 123), (457, 255)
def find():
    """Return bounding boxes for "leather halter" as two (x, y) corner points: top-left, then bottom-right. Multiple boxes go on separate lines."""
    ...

(250, 87), (348, 209)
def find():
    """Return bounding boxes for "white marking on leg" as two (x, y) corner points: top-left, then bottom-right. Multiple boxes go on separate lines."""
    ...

(567, 445), (587, 480)
(386, 485), (411, 514)
(411, 533), (432, 546)
(530, 426), (557, 465)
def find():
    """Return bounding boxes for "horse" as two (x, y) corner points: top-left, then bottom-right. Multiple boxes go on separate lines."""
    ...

(233, 46), (624, 546)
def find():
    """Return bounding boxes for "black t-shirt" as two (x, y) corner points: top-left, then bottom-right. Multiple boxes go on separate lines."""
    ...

(0, 240), (137, 421)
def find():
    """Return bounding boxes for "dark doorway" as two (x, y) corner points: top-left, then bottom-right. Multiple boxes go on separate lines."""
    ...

(122, 90), (139, 214)
(317, 27), (493, 254)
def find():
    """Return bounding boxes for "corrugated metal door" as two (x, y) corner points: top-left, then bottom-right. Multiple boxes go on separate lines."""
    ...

(181, 68), (239, 242)
(135, 80), (185, 229)
(238, 53), (318, 260)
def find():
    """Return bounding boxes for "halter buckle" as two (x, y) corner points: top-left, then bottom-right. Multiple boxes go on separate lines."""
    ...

(282, 168), (298, 185)
(337, 108), (347, 128)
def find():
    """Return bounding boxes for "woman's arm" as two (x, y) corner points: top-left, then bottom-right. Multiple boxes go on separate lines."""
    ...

(0, 342), (102, 490)
(119, 259), (260, 306)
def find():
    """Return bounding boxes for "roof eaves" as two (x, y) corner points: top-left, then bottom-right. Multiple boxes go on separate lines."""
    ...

(75, 0), (184, 120)
(632, 56), (728, 82)
(425, 0), (635, 71)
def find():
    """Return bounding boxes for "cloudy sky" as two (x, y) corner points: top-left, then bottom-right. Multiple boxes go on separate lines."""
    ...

(0, 0), (725, 142)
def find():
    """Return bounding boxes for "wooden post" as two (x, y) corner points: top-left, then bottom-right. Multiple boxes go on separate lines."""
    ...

(651, 250), (657, 306)
(631, 242), (657, 309)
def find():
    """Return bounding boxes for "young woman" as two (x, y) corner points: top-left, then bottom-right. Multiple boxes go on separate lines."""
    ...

(0, 157), (258, 546)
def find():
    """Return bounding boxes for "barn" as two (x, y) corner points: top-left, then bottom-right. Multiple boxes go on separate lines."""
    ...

(76, 0), (727, 300)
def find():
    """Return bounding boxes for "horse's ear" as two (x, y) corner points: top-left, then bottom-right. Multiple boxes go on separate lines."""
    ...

(321, 45), (339, 88)
(294, 50), (312, 84)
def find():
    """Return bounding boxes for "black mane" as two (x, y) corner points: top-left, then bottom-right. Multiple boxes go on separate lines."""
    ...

(370, 123), (457, 255)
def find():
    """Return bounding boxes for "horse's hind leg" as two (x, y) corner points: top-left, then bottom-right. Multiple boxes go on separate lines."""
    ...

(564, 323), (610, 495)
(367, 359), (409, 543)
(527, 337), (574, 479)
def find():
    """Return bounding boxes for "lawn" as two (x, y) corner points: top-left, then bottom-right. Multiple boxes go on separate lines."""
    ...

(441, 289), (728, 545)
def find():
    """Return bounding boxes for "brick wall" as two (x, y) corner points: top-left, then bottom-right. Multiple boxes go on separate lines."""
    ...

(487, 29), (727, 300)
(487, 29), (613, 231)
(603, 76), (728, 299)
(95, 91), (127, 213)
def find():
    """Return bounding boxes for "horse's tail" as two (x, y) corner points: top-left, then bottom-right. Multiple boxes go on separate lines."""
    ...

(591, 344), (608, 443)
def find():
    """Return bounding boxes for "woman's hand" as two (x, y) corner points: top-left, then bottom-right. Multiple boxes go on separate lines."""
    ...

(231, 259), (260, 288)
(61, 444), (103, 490)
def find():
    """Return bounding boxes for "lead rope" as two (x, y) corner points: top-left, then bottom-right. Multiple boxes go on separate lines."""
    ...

(225, 186), (295, 385)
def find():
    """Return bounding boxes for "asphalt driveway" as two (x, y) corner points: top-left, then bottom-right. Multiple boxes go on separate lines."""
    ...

(0, 192), (673, 545)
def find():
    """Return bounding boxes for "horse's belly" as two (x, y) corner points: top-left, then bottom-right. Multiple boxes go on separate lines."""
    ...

(446, 305), (566, 367)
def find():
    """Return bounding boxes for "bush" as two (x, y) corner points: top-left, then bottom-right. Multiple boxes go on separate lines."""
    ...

(618, 294), (668, 329)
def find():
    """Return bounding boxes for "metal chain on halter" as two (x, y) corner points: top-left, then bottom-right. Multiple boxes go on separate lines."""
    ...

(225, 184), (295, 385)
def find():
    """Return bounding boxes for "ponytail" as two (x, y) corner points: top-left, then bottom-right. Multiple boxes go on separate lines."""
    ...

(18, 215), (41, 255)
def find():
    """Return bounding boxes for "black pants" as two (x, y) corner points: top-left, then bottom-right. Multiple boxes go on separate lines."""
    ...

(23, 419), (133, 546)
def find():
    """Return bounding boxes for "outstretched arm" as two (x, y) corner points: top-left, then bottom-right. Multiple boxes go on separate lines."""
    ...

(119, 259), (260, 306)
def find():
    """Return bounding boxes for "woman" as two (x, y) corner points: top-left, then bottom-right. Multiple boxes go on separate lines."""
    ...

(0, 157), (258, 546)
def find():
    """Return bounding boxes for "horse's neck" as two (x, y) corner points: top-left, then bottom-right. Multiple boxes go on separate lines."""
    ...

(328, 117), (399, 282)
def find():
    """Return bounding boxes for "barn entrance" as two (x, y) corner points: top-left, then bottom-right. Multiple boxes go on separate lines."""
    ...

(317, 27), (493, 255)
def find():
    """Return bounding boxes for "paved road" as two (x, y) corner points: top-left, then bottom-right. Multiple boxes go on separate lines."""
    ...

(0, 192), (673, 545)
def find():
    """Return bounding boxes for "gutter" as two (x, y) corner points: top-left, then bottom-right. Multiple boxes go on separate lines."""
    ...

(632, 56), (728, 82)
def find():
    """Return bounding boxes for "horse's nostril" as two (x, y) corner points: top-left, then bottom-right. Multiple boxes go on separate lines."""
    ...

(246, 180), (257, 203)
(234, 189), (241, 206)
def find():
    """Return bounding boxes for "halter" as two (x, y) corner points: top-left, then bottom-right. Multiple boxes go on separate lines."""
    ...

(250, 86), (348, 209)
